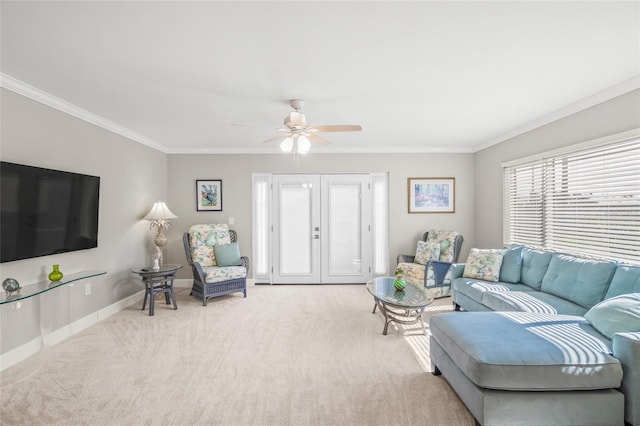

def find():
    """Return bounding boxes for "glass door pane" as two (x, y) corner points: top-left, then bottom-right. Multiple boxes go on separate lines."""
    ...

(272, 175), (321, 283)
(321, 175), (371, 283)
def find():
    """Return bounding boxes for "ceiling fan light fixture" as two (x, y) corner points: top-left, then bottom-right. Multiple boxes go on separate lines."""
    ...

(297, 135), (311, 154)
(280, 136), (293, 152)
(261, 99), (362, 157)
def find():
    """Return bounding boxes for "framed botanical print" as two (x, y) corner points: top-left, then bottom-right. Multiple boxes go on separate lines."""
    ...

(408, 177), (455, 213)
(196, 179), (223, 211)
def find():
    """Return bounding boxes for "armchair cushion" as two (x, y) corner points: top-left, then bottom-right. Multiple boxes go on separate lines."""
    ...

(202, 265), (247, 284)
(188, 224), (231, 267)
(214, 242), (242, 266)
(415, 241), (440, 265)
(426, 229), (459, 262)
(463, 248), (504, 282)
(398, 262), (428, 286)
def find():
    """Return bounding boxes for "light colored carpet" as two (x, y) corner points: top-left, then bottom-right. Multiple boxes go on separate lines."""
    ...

(0, 283), (474, 426)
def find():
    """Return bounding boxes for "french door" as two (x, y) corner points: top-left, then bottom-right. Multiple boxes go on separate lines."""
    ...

(271, 174), (371, 284)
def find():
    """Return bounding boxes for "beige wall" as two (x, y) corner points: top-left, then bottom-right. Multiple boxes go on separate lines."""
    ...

(474, 89), (640, 249)
(0, 88), (168, 355)
(166, 153), (475, 279)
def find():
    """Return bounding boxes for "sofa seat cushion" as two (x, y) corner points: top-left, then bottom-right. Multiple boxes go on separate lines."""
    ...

(430, 312), (622, 391)
(482, 291), (589, 316)
(452, 277), (536, 305)
(202, 266), (247, 284)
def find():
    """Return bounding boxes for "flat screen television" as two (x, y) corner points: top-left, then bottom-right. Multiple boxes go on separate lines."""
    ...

(1, 161), (100, 263)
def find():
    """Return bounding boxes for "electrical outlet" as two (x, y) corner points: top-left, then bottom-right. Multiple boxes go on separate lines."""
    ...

(229, 217), (234, 225)
(85, 282), (91, 296)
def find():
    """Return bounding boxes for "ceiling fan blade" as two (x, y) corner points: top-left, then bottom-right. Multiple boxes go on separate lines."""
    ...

(311, 125), (362, 133)
(307, 133), (331, 145)
(262, 134), (289, 144)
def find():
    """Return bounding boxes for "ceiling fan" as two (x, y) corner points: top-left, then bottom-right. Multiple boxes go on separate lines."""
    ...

(263, 99), (362, 155)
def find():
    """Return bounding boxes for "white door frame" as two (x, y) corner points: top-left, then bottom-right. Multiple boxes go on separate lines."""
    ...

(252, 173), (389, 284)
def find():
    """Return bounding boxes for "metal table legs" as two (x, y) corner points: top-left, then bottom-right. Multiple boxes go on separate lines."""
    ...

(371, 297), (427, 335)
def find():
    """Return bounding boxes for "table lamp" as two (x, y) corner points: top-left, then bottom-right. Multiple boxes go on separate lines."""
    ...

(143, 201), (178, 268)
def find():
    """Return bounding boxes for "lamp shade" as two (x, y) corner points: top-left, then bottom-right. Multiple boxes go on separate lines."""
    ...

(143, 201), (178, 220)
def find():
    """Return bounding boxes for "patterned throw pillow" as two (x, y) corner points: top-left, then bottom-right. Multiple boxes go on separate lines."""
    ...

(415, 241), (441, 265)
(426, 230), (459, 262)
(463, 248), (504, 282)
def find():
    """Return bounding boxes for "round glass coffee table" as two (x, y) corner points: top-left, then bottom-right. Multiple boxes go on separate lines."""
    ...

(366, 276), (434, 335)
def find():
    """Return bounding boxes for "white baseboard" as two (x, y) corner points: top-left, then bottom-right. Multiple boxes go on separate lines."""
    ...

(0, 291), (144, 372)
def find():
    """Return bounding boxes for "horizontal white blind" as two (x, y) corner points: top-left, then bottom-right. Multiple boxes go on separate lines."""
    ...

(504, 138), (640, 265)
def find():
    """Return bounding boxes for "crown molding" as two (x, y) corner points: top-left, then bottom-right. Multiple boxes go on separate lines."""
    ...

(0, 73), (168, 153)
(473, 76), (640, 153)
(167, 145), (474, 155)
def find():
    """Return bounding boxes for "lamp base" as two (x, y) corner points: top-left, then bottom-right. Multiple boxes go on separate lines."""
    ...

(154, 229), (168, 248)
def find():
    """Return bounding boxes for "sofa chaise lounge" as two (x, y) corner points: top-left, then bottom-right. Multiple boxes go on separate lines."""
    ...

(430, 247), (640, 426)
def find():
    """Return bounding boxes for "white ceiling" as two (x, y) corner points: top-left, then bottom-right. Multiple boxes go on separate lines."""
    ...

(1, 1), (639, 154)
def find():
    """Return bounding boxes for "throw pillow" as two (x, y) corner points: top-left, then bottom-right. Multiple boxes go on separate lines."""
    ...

(584, 293), (640, 340)
(213, 242), (242, 267)
(499, 246), (523, 283)
(415, 241), (441, 265)
(463, 248), (504, 282)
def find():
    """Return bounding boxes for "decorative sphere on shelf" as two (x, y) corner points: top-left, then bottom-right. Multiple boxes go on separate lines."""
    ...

(2, 278), (20, 293)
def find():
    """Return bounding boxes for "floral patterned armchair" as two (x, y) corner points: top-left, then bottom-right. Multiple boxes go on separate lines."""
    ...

(396, 230), (464, 298)
(183, 224), (249, 306)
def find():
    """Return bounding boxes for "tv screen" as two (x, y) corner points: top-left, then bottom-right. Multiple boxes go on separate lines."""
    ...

(1, 161), (100, 263)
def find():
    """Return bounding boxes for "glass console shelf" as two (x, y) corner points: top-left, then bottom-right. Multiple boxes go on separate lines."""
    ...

(1, 270), (107, 304)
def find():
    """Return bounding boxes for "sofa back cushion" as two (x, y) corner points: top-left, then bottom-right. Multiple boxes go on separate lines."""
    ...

(541, 254), (617, 309)
(499, 246), (523, 284)
(605, 266), (640, 299)
(520, 248), (553, 290)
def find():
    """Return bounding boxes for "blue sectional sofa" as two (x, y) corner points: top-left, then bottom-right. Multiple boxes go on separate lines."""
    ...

(430, 247), (640, 426)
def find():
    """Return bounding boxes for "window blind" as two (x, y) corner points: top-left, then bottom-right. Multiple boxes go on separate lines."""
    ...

(504, 137), (640, 265)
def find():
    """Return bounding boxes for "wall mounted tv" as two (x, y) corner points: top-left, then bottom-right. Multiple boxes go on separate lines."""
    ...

(1, 161), (100, 263)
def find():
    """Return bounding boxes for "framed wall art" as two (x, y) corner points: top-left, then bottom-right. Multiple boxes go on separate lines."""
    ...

(196, 179), (223, 211)
(408, 177), (455, 213)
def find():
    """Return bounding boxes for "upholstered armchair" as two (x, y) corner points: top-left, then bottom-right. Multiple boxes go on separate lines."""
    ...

(183, 224), (249, 306)
(396, 229), (464, 298)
